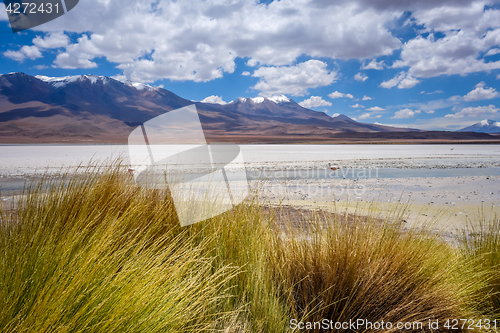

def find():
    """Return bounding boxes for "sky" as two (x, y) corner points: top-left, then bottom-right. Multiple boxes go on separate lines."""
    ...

(1, 0), (500, 131)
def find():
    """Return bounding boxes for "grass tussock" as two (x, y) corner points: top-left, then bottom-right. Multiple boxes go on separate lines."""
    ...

(0, 163), (498, 332)
(461, 210), (500, 316)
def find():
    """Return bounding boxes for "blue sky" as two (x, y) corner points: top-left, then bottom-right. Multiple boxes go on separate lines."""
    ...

(1, 0), (500, 131)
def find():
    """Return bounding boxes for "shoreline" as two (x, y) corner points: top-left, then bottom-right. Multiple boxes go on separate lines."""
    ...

(2, 144), (499, 236)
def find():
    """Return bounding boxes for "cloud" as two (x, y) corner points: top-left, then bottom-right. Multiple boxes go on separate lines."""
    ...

(394, 31), (500, 78)
(400, 94), (464, 113)
(464, 82), (499, 101)
(55, 53), (98, 69)
(366, 106), (385, 111)
(485, 48), (500, 57)
(241, 71), (251, 76)
(53, 34), (102, 69)
(350, 103), (364, 108)
(391, 116), (486, 131)
(201, 95), (227, 104)
(346, 0), (476, 11)
(252, 60), (337, 96)
(27, 0), (401, 82)
(4, 32), (69, 63)
(33, 32), (69, 49)
(380, 71), (406, 88)
(332, 113), (340, 118)
(0, 5), (7, 21)
(391, 108), (415, 119)
(328, 91), (354, 99)
(354, 72), (368, 81)
(3, 46), (42, 62)
(361, 59), (385, 70)
(380, 71), (419, 89)
(397, 74), (420, 89)
(362, 95), (373, 100)
(359, 113), (371, 120)
(427, 90), (443, 95)
(392, 3), (500, 78)
(299, 96), (332, 108)
(425, 110), (435, 114)
(6, 0), (500, 88)
(445, 105), (499, 118)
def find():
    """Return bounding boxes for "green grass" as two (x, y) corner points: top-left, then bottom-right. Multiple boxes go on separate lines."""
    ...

(0, 164), (499, 332)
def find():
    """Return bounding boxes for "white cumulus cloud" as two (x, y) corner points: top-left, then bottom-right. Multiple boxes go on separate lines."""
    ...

(4, 46), (42, 62)
(359, 113), (371, 119)
(350, 103), (364, 108)
(380, 71), (419, 89)
(366, 106), (385, 111)
(361, 59), (385, 70)
(27, 0), (401, 83)
(33, 32), (69, 49)
(393, 3), (500, 78)
(464, 82), (499, 101)
(328, 91), (354, 99)
(362, 95), (373, 100)
(354, 72), (368, 81)
(391, 108), (416, 119)
(252, 60), (337, 96)
(299, 96), (332, 108)
(485, 48), (500, 57)
(201, 95), (227, 104)
(445, 105), (499, 118)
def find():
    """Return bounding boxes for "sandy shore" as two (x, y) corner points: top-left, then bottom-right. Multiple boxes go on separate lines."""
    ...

(254, 175), (500, 239)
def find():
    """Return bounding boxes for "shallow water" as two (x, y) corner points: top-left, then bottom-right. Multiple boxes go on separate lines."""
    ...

(248, 167), (500, 181)
(1, 144), (500, 175)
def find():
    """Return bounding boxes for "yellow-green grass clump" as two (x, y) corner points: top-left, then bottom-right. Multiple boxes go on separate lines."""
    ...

(461, 211), (500, 317)
(0, 164), (497, 332)
(0, 168), (240, 332)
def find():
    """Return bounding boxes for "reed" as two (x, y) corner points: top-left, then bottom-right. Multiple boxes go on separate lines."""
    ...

(461, 209), (500, 317)
(0, 163), (495, 332)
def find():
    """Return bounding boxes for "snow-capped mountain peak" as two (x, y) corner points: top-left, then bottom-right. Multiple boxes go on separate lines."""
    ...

(35, 74), (161, 91)
(109, 76), (161, 91)
(230, 95), (292, 105)
(458, 119), (500, 133)
(35, 74), (110, 88)
(268, 94), (291, 103)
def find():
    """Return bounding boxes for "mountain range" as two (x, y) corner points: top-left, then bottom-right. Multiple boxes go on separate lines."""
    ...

(457, 119), (500, 134)
(0, 72), (497, 143)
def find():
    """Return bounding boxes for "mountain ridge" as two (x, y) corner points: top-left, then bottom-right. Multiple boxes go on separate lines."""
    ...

(1, 72), (496, 144)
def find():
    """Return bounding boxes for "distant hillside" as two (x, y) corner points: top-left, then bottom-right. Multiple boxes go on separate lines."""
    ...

(457, 119), (500, 134)
(1, 72), (496, 144)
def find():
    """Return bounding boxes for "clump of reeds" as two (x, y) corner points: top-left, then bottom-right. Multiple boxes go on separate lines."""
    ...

(461, 209), (500, 316)
(0, 163), (495, 332)
(265, 206), (489, 332)
(0, 165), (240, 332)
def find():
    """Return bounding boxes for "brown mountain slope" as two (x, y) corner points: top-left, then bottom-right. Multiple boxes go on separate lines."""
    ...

(1, 72), (495, 144)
